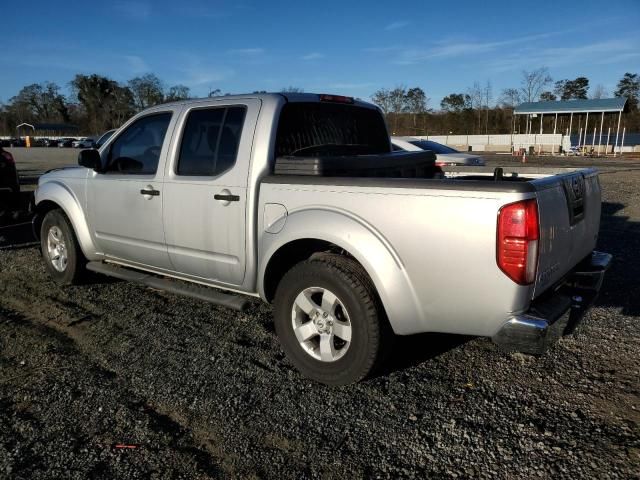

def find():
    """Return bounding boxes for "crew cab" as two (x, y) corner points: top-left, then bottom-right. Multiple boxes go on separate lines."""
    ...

(33, 93), (611, 385)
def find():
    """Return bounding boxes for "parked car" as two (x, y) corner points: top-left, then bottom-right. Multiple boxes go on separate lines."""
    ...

(566, 146), (581, 156)
(392, 137), (485, 166)
(95, 129), (117, 149)
(44, 138), (59, 147)
(0, 144), (19, 218)
(72, 138), (95, 149)
(33, 93), (610, 385)
(57, 138), (75, 148)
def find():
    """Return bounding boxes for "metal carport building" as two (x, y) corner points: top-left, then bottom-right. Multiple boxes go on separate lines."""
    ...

(514, 98), (628, 154)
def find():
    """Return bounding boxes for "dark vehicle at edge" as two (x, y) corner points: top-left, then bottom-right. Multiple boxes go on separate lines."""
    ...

(0, 145), (19, 218)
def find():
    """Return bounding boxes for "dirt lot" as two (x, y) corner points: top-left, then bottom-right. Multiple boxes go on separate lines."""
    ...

(0, 148), (639, 479)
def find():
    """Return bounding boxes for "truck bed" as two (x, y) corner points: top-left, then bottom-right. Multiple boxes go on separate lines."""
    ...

(259, 166), (601, 336)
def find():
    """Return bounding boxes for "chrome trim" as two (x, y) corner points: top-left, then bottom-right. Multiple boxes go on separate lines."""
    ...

(492, 315), (550, 355)
(589, 251), (612, 270)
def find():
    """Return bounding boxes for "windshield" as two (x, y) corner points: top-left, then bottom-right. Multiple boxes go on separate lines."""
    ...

(275, 102), (390, 157)
(409, 140), (458, 154)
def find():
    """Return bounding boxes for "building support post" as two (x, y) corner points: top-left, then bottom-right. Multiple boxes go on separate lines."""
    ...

(538, 113), (543, 154)
(614, 110), (622, 157)
(605, 127), (611, 156)
(578, 127), (583, 151)
(551, 113), (557, 154)
(568, 112), (574, 153)
(597, 112), (604, 155)
(539, 113), (543, 134)
(582, 112), (589, 155)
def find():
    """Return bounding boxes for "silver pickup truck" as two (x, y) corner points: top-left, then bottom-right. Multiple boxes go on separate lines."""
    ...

(34, 93), (611, 385)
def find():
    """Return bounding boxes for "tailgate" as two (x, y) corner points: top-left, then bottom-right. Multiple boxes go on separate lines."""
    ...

(533, 169), (601, 297)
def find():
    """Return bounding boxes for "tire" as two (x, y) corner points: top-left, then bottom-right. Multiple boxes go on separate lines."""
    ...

(40, 209), (86, 285)
(273, 254), (392, 385)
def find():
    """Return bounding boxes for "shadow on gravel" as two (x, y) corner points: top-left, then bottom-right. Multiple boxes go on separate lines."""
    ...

(596, 201), (640, 316)
(378, 332), (473, 376)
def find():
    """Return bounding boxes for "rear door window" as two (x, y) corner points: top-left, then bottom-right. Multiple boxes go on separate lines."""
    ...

(177, 106), (246, 176)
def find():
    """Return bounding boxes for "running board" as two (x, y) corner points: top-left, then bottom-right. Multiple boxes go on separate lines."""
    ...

(86, 261), (251, 312)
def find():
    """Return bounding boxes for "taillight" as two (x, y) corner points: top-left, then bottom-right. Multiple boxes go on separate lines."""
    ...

(1, 151), (14, 165)
(497, 199), (539, 285)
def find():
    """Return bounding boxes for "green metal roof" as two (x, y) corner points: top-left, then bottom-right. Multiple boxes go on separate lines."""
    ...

(514, 97), (627, 115)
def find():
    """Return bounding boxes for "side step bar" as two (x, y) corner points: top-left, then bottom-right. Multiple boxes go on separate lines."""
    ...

(86, 261), (251, 312)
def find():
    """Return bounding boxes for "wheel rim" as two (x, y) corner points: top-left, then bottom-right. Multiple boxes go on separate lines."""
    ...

(291, 287), (352, 362)
(46, 226), (68, 272)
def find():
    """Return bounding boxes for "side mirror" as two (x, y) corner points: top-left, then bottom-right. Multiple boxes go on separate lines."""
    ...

(78, 149), (102, 172)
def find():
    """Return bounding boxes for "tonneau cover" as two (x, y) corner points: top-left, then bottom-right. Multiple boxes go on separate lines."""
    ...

(274, 150), (440, 178)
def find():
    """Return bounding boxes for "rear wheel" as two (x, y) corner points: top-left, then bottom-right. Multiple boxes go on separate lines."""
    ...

(40, 209), (86, 285)
(274, 254), (391, 385)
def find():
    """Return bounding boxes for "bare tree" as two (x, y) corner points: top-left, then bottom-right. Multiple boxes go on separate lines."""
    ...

(128, 74), (164, 110)
(371, 88), (393, 114)
(520, 67), (552, 102)
(499, 88), (522, 108)
(590, 84), (608, 99)
(467, 81), (484, 133)
(164, 85), (190, 102)
(483, 81), (492, 134)
(388, 86), (407, 133)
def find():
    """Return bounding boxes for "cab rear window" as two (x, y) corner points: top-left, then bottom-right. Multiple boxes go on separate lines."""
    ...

(275, 102), (390, 157)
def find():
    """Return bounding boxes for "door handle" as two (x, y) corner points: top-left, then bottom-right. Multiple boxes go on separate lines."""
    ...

(214, 193), (239, 202)
(140, 188), (160, 196)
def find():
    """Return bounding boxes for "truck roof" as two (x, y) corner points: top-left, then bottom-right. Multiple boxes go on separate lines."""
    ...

(159, 92), (377, 110)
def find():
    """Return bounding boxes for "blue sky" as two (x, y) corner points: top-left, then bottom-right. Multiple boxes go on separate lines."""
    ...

(2, 0), (639, 108)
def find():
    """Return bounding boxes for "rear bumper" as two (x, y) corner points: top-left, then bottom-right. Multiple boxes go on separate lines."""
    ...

(492, 251), (612, 354)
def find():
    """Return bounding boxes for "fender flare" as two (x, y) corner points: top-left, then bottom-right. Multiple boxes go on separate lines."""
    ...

(258, 207), (426, 335)
(35, 181), (100, 260)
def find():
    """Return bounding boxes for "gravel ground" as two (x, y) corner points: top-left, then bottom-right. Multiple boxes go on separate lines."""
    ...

(0, 150), (638, 478)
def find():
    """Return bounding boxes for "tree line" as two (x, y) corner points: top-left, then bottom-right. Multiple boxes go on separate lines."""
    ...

(1, 69), (638, 136)
(0, 73), (194, 135)
(370, 70), (639, 135)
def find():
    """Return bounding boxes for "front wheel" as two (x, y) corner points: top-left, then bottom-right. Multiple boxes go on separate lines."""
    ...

(40, 209), (86, 285)
(274, 254), (391, 385)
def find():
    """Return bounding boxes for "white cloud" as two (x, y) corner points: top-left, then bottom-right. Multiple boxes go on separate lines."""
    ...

(114, 1), (151, 20)
(171, 53), (235, 87)
(393, 31), (570, 65)
(328, 82), (374, 90)
(227, 48), (265, 55)
(487, 39), (640, 72)
(384, 21), (409, 31)
(301, 52), (325, 60)
(123, 55), (149, 74)
(172, 4), (229, 19)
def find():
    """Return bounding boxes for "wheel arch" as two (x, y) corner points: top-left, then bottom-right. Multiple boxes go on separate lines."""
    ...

(258, 208), (425, 335)
(34, 181), (99, 260)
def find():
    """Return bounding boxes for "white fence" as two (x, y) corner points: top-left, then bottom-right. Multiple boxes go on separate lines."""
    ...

(414, 134), (565, 150)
